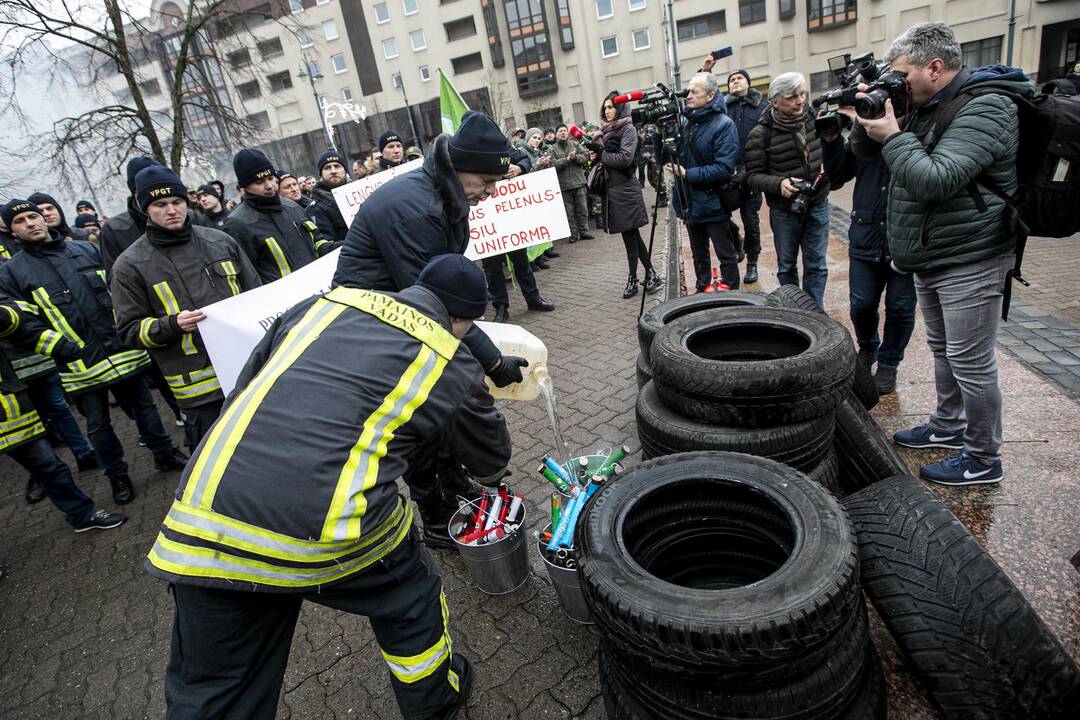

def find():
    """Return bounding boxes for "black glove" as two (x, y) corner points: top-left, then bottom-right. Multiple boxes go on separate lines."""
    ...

(603, 137), (621, 153)
(582, 139), (602, 154)
(54, 339), (82, 361)
(488, 355), (529, 388)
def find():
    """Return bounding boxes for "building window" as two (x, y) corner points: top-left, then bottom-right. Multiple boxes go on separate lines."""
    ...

(315, 0), (330, 5)
(289, 0), (303, 13)
(740, 0), (766, 25)
(298, 28), (314, 48)
(596, 0), (613, 19)
(403, 0), (419, 15)
(628, 0), (645, 11)
(227, 48), (251, 69)
(323, 19), (339, 41)
(420, 65), (432, 81)
(779, 0), (795, 20)
(237, 80), (261, 99)
(258, 37), (284, 58)
(410, 29), (426, 51)
(374, 2), (390, 23)
(632, 28), (650, 51)
(677, 11), (726, 41)
(331, 53), (347, 73)
(555, 0), (574, 50)
(451, 52), (484, 74)
(601, 35), (618, 58)
(383, 37), (398, 58)
(268, 70), (293, 91)
(444, 16), (477, 42)
(139, 78), (161, 96)
(342, 87), (353, 101)
(247, 110), (271, 130)
(806, 0), (856, 32)
(961, 37), (1003, 68)
(503, 0), (558, 98)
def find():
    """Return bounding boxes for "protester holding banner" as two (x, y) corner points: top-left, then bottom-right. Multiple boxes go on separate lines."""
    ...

(111, 167), (262, 450)
(334, 110), (529, 548)
(306, 150), (352, 244)
(223, 149), (337, 284)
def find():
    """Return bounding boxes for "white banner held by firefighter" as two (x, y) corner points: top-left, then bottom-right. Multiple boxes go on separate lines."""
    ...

(463, 168), (569, 260)
(198, 249), (339, 396)
(331, 157), (424, 227)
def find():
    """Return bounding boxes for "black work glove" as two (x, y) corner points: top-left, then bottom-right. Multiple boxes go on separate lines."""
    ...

(582, 139), (602, 154)
(54, 339), (82, 361)
(603, 137), (621, 154)
(488, 355), (529, 388)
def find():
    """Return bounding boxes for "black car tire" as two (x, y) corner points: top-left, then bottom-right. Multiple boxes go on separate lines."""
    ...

(833, 391), (908, 493)
(638, 291), (780, 364)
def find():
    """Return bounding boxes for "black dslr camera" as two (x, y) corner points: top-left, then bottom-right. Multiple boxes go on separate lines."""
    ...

(789, 173), (829, 215)
(812, 52), (910, 140)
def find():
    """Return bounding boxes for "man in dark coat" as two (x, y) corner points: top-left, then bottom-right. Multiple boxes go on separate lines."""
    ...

(27, 192), (92, 242)
(195, 183), (230, 229)
(724, 69), (768, 283)
(306, 150), (351, 243)
(334, 111), (529, 548)
(664, 73), (742, 291)
(376, 130), (406, 173)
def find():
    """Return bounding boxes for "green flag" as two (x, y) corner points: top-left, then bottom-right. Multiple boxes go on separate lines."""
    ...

(438, 68), (470, 133)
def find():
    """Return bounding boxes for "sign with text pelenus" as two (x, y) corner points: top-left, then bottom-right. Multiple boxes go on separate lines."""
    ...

(463, 168), (569, 260)
(331, 157), (424, 227)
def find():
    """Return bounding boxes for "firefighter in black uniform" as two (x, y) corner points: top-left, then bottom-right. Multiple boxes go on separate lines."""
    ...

(194, 183), (231, 230)
(334, 111), (530, 547)
(0, 199), (187, 505)
(0, 301), (125, 533)
(223, 148), (337, 284)
(305, 150), (352, 243)
(27, 192), (93, 242)
(147, 253), (509, 720)
(110, 167), (262, 450)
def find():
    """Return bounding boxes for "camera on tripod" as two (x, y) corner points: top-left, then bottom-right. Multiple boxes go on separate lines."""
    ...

(811, 51), (910, 140)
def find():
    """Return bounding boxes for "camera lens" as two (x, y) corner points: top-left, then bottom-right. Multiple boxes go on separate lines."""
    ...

(855, 90), (889, 119)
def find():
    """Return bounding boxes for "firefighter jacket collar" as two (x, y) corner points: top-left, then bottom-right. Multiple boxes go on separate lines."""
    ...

(145, 218), (193, 248)
(21, 230), (65, 255)
(244, 192), (282, 213)
(424, 135), (470, 225)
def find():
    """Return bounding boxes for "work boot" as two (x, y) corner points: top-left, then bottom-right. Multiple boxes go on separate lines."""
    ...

(874, 365), (897, 395)
(544, 248), (560, 258)
(109, 473), (135, 505)
(743, 263), (758, 284)
(25, 477), (45, 504)
(154, 447), (188, 471)
(644, 269), (662, 294)
(492, 305), (510, 323)
(527, 297), (555, 312)
(623, 275), (639, 299)
(580, 233), (595, 240)
(568, 236), (577, 244)
(76, 452), (99, 472)
(432, 655), (473, 720)
(532, 256), (550, 270)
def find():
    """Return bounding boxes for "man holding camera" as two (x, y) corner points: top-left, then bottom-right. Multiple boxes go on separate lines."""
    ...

(665, 73), (741, 291)
(744, 73), (830, 309)
(857, 22), (1034, 486)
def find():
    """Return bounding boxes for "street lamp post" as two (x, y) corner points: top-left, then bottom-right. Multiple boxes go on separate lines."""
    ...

(392, 72), (423, 153)
(297, 58), (336, 150)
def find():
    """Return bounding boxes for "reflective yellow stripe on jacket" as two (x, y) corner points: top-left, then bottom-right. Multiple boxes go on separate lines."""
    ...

(58, 350), (151, 393)
(30, 287), (83, 347)
(163, 366), (221, 402)
(0, 392), (44, 452)
(220, 261), (242, 296)
(153, 282), (197, 356)
(264, 237), (292, 278)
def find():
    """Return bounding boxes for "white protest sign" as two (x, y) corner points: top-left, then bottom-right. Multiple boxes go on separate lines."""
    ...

(198, 249), (339, 396)
(331, 158), (424, 227)
(463, 168), (569, 260)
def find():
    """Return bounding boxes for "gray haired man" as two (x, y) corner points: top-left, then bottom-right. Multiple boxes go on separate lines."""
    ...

(857, 21), (1035, 486)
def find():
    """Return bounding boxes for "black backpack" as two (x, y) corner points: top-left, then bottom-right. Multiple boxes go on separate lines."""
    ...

(931, 86), (1080, 317)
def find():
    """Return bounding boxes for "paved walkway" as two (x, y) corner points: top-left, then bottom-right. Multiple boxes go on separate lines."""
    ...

(0, 192), (1076, 719)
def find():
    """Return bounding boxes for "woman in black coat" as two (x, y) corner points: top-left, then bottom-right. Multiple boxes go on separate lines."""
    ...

(588, 92), (662, 298)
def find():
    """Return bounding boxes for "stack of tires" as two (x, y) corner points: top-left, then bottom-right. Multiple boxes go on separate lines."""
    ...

(579, 453), (887, 719)
(636, 291), (855, 492)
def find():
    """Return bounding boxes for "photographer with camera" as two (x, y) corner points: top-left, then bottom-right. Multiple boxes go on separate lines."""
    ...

(662, 73), (742, 292)
(744, 73), (830, 308)
(821, 114), (916, 396)
(856, 22), (1035, 486)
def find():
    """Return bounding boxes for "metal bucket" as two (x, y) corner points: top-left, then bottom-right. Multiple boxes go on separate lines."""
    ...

(449, 505), (530, 596)
(538, 524), (593, 624)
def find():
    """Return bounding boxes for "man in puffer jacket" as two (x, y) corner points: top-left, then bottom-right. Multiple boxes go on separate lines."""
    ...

(858, 21), (1035, 487)
(743, 72), (829, 308)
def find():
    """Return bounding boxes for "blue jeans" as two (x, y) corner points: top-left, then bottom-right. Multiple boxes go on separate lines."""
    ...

(73, 373), (174, 478)
(769, 203), (830, 308)
(848, 257), (917, 369)
(27, 371), (92, 458)
(8, 435), (94, 526)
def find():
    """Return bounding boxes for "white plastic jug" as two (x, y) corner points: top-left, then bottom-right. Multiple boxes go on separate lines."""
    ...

(475, 320), (549, 401)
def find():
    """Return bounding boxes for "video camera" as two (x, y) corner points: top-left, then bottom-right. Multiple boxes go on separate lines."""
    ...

(811, 51), (910, 141)
(612, 83), (688, 127)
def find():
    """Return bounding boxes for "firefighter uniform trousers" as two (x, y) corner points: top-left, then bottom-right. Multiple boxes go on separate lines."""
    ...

(166, 529), (460, 719)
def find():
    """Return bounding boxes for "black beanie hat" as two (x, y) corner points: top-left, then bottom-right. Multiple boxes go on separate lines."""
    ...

(555, 123), (567, 132)
(275, 170), (296, 182)
(543, 127), (555, 135)
(448, 111), (511, 176)
(233, 148), (276, 188)
(378, 130), (403, 152)
(134, 165), (188, 212)
(417, 254), (488, 319)
(1, 199), (43, 229)
(317, 150), (345, 175)
(126, 156), (160, 194)
(728, 69), (752, 87)
(196, 183), (223, 202)
(76, 199), (95, 212)
(74, 213), (99, 229)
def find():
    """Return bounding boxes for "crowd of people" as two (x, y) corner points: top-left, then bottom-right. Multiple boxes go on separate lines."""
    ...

(0, 19), (1040, 718)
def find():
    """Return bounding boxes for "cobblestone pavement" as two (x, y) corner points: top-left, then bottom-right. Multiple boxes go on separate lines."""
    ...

(1, 190), (1077, 720)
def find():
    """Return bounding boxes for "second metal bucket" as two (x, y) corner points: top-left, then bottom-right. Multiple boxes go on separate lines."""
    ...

(450, 506), (530, 595)
(538, 524), (593, 624)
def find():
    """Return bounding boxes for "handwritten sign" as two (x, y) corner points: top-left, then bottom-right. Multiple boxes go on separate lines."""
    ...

(463, 169), (569, 260)
(331, 158), (425, 227)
